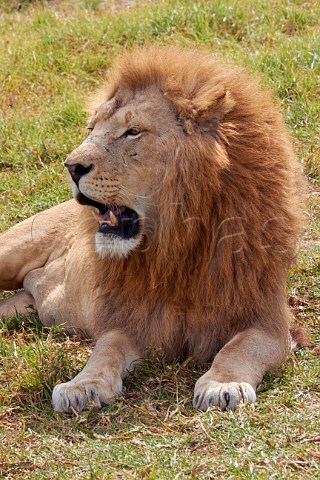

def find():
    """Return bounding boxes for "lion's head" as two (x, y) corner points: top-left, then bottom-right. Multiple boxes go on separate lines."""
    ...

(65, 83), (180, 258)
(65, 46), (239, 260)
(65, 45), (301, 309)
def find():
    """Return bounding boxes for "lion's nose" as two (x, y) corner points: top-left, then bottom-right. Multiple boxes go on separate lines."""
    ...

(65, 162), (93, 185)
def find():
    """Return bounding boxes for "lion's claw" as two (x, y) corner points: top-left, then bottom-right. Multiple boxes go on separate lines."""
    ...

(52, 378), (122, 413)
(193, 379), (256, 411)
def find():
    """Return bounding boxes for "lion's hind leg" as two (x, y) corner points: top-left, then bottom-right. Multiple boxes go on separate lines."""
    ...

(0, 290), (35, 318)
(0, 200), (80, 291)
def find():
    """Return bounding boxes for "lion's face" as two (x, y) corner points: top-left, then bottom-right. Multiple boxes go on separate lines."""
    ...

(65, 86), (180, 258)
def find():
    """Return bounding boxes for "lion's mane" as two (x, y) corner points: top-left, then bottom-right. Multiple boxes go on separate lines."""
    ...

(82, 46), (303, 362)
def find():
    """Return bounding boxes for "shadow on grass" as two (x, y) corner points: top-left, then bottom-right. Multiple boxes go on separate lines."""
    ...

(0, 311), (302, 438)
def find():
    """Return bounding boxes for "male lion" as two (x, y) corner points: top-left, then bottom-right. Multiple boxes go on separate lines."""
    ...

(0, 46), (303, 413)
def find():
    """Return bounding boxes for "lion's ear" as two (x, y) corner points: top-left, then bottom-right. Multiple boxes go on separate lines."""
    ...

(192, 85), (235, 123)
(165, 81), (235, 134)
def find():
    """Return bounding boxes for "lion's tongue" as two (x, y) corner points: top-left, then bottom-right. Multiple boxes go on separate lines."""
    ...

(99, 206), (126, 227)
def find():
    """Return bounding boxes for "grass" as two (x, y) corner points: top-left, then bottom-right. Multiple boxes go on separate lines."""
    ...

(0, 0), (319, 478)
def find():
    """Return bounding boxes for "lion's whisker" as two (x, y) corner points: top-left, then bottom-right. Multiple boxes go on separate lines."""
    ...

(119, 186), (151, 200)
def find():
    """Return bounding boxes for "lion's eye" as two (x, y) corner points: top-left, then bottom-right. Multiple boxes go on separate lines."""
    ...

(124, 127), (142, 138)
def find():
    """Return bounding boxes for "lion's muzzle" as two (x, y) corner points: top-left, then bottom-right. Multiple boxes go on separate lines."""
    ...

(65, 151), (141, 242)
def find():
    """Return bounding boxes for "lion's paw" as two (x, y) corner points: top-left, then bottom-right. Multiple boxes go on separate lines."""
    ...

(193, 378), (256, 411)
(52, 378), (123, 413)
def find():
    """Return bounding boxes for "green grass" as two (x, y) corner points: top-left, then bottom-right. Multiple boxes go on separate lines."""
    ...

(0, 0), (319, 478)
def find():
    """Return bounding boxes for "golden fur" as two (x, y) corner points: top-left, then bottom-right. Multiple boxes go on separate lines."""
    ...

(0, 46), (303, 412)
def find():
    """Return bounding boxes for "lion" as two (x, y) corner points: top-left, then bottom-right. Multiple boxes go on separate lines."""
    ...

(0, 45), (303, 413)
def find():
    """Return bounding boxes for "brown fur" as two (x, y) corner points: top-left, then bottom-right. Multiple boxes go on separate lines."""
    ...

(0, 45), (304, 412)
(83, 46), (303, 359)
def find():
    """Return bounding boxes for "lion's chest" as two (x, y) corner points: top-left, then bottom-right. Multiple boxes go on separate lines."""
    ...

(94, 293), (222, 362)
(28, 242), (224, 360)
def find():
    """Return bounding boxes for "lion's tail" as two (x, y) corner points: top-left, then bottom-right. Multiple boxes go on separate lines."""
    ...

(290, 326), (309, 352)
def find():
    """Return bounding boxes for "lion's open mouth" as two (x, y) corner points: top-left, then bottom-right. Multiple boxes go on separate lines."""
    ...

(77, 193), (140, 239)
(98, 205), (139, 239)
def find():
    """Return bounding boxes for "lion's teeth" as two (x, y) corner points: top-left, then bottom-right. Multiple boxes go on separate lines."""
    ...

(109, 211), (117, 226)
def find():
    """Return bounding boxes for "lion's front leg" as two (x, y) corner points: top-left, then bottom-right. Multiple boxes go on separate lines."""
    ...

(193, 327), (290, 411)
(52, 330), (141, 413)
